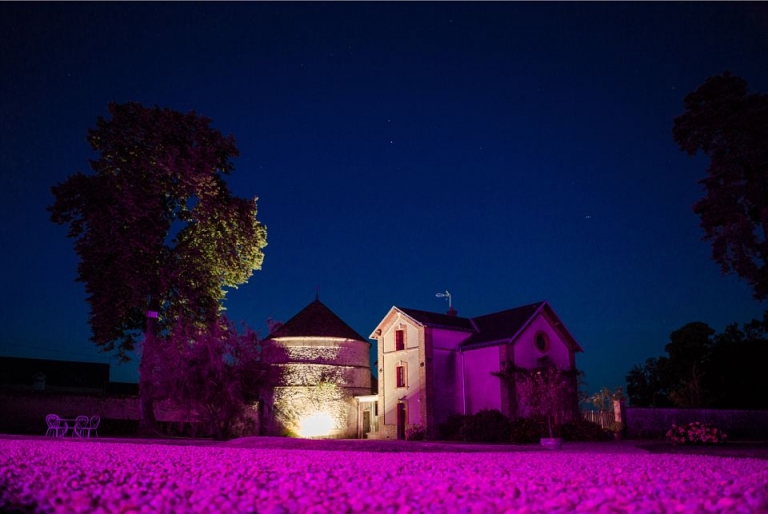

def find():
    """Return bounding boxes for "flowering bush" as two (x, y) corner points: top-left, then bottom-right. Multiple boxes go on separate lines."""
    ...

(666, 422), (728, 445)
(406, 424), (427, 441)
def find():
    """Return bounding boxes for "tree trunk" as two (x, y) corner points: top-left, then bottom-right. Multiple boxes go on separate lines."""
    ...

(138, 363), (158, 435)
(137, 310), (159, 436)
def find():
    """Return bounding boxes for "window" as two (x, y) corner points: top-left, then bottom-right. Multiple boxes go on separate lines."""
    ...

(535, 332), (550, 354)
(395, 329), (405, 351)
(396, 365), (406, 388)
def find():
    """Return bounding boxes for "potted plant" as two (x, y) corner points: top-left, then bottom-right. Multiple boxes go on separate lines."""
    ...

(540, 417), (562, 450)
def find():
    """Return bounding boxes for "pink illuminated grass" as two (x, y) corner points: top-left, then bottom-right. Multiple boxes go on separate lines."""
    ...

(1, 438), (767, 512)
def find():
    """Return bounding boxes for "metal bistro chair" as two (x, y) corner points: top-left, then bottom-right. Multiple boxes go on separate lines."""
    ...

(72, 416), (89, 438)
(80, 415), (100, 438)
(45, 414), (67, 437)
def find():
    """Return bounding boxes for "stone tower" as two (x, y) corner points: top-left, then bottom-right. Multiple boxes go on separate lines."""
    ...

(261, 298), (372, 438)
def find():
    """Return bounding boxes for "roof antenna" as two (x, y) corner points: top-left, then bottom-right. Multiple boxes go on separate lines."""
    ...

(435, 290), (452, 308)
(315, 286), (320, 301)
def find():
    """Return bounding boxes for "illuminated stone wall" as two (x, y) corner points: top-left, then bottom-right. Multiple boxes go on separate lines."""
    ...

(262, 336), (372, 438)
(270, 384), (352, 438)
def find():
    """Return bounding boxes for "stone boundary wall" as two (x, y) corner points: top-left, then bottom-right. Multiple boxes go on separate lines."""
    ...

(0, 391), (197, 435)
(625, 407), (768, 440)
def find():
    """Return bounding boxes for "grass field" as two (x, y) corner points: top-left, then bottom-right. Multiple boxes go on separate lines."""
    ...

(2, 437), (767, 513)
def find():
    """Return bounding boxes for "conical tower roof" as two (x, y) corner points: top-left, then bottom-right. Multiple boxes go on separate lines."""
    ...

(268, 298), (367, 342)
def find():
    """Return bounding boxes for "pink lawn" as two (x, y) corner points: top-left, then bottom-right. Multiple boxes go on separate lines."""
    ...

(1, 438), (767, 513)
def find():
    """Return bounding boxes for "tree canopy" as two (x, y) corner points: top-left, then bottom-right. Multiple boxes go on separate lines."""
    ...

(626, 318), (768, 409)
(50, 103), (267, 433)
(49, 102), (267, 360)
(673, 72), (768, 300)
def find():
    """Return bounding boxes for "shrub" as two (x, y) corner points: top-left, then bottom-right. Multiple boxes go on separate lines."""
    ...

(437, 413), (469, 441)
(560, 419), (611, 442)
(509, 416), (549, 443)
(460, 409), (511, 443)
(406, 424), (427, 441)
(666, 422), (727, 445)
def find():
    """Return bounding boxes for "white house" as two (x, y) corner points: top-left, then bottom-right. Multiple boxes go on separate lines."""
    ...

(368, 301), (582, 439)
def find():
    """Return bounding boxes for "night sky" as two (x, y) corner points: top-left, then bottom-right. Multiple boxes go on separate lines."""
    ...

(2, 3), (767, 395)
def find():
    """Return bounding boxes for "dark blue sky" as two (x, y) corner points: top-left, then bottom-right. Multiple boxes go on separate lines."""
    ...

(2, 3), (767, 394)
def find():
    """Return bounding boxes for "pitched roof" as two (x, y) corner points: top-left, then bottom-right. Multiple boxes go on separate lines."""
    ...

(397, 307), (476, 332)
(267, 298), (367, 342)
(388, 301), (582, 352)
(460, 302), (546, 348)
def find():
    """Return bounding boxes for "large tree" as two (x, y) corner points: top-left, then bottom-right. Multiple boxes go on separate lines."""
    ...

(625, 357), (672, 407)
(49, 102), (267, 433)
(673, 72), (768, 300)
(625, 322), (714, 408)
(625, 319), (768, 409)
(705, 318), (768, 409)
(664, 322), (714, 408)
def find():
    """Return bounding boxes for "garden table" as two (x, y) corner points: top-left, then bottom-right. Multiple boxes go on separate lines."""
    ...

(57, 419), (77, 437)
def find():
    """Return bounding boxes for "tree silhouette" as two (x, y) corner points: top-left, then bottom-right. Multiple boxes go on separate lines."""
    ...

(625, 319), (768, 408)
(626, 357), (672, 407)
(49, 102), (267, 434)
(705, 318), (768, 409)
(673, 72), (768, 300)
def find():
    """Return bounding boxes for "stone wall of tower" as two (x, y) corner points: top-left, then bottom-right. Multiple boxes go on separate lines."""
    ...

(262, 336), (372, 438)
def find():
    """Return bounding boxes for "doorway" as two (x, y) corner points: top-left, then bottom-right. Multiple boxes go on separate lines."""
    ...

(362, 410), (371, 436)
(396, 402), (406, 440)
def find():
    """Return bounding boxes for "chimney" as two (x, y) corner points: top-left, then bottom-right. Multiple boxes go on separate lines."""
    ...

(447, 306), (458, 317)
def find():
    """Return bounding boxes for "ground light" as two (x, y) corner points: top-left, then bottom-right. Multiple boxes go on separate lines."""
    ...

(297, 412), (335, 438)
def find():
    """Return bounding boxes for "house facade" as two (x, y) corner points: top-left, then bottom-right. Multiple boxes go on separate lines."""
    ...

(368, 301), (582, 439)
(261, 298), (373, 438)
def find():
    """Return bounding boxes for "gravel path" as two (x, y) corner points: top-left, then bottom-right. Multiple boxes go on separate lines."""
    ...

(2, 437), (767, 513)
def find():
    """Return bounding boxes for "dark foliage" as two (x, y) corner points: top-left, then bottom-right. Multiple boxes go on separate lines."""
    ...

(151, 316), (266, 440)
(673, 72), (768, 300)
(627, 318), (768, 409)
(493, 362), (580, 437)
(406, 425), (427, 441)
(459, 409), (511, 443)
(509, 416), (550, 444)
(704, 318), (768, 409)
(559, 419), (611, 442)
(626, 357), (673, 407)
(437, 413), (469, 441)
